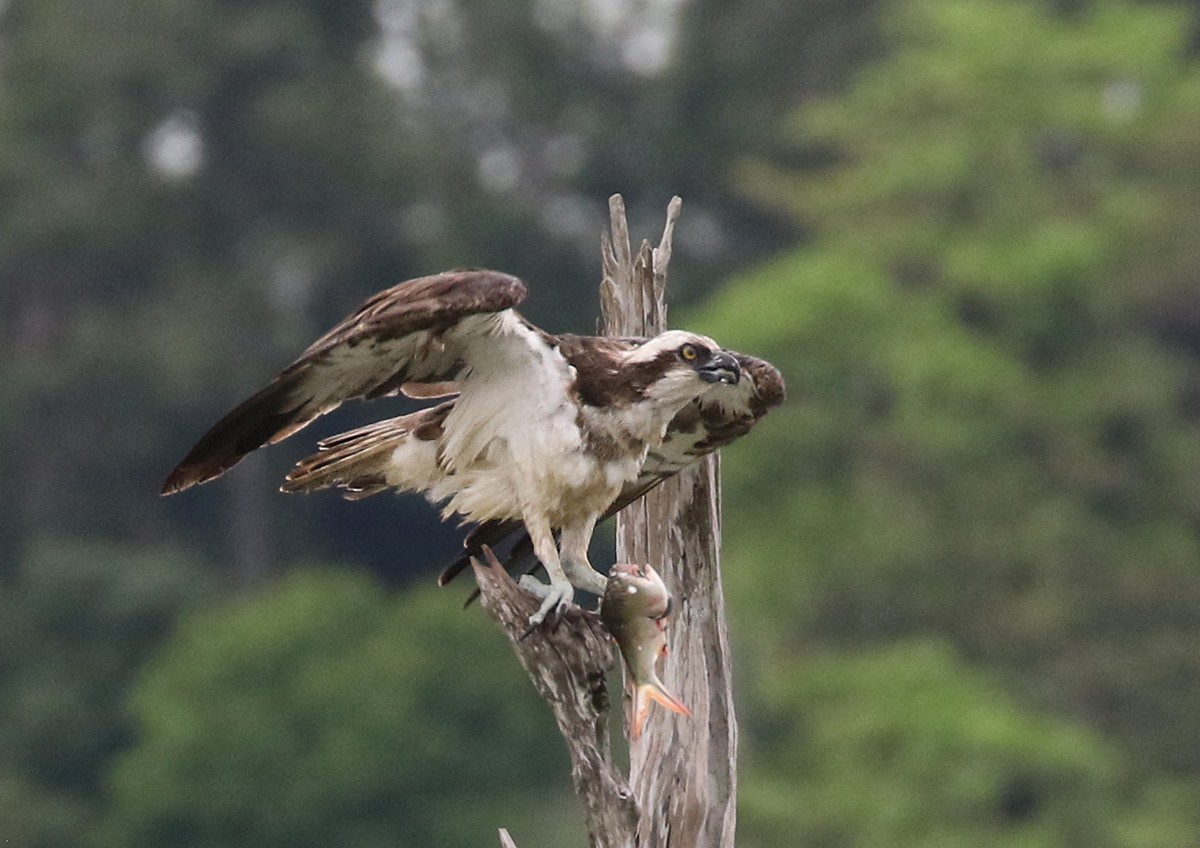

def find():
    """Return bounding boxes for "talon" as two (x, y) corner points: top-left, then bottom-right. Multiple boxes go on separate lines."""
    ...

(521, 576), (575, 633)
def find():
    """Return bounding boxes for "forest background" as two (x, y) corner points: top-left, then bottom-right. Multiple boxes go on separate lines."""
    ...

(4, 0), (1200, 845)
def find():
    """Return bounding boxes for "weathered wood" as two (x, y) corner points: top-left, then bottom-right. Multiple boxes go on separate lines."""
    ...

(478, 196), (736, 848)
(600, 194), (738, 848)
(471, 549), (639, 848)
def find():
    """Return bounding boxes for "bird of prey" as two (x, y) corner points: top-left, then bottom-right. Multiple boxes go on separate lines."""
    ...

(163, 269), (784, 626)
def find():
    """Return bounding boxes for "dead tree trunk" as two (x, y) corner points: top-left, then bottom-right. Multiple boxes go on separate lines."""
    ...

(599, 195), (738, 848)
(474, 195), (737, 847)
(472, 551), (638, 846)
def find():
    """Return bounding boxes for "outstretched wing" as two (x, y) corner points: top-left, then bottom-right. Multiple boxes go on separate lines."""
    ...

(437, 351), (785, 588)
(162, 269), (527, 494)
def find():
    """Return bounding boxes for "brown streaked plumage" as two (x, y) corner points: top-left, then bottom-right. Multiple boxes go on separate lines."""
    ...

(162, 269), (783, 626)
(161, 270), (524, 494)
(282, 402), (454, 500)
(435, 350), (785, 591)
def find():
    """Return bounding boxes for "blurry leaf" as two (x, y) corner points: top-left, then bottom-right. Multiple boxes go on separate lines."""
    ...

(700, 0), (1200, 776)
(740, 642), (1200, 848)
(101, 568), (584, 848)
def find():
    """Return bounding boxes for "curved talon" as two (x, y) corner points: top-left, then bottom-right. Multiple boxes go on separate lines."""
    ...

(521, 575), (575, 631)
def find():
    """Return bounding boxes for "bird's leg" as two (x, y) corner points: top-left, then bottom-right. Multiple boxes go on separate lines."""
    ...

(558, 518), (607, 597)
(518, 515), (575, 628)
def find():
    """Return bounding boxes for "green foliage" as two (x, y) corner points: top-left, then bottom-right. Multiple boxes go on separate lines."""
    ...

(740, 0), (1200, 345)
(9, 0), (1200, 842)
(0, 772), (93, 848)
(0, 539), (215, 847)
(739, 642), (1200, 848)
(100, 569), (584, 848)
(694, 0), (1200, 777)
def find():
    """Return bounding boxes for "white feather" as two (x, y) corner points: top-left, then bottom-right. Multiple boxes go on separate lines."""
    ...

(380, 317), (731, 529)
(623, 329), (719, 363)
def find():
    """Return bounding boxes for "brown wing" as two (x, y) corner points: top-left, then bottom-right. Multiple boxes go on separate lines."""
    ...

(162, 269), (526, 494)
(437, 350), (786, 589)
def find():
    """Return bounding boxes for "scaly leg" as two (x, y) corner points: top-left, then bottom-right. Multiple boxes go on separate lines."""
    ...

(519, 514), (575, 627)
(559, 517), (607, 596)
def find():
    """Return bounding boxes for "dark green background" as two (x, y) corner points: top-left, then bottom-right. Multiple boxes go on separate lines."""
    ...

(4, 0), (1200, 844)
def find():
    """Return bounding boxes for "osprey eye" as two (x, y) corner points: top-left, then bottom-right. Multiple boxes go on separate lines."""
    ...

(679, 343), (700, 362)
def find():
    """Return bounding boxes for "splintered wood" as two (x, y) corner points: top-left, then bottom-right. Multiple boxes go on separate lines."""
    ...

(600, 195), (738, 848)
(477, 195), (736, 848)
(472, 549), (637, 847)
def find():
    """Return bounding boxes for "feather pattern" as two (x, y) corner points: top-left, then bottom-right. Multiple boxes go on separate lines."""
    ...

(282, 402), (454, 498)
(436, 350), (785, 587)
(161, 269), (526, 494)
(163, 268), (784, 623)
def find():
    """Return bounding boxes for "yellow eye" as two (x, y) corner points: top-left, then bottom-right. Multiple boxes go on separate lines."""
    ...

(679, 343), (699, 362)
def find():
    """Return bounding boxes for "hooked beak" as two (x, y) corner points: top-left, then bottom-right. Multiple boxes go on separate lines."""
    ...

(696, 351), (741, 385)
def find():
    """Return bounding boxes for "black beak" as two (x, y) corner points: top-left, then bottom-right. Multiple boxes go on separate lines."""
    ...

(696, 351), (741, 385)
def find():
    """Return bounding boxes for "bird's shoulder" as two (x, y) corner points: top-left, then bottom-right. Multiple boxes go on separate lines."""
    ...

(300, 268), (528, 360)
(551, 333), (650, 407)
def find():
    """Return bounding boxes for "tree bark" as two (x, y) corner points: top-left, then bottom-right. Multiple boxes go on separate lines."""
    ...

(472, 550), (639, 847)
(476, 195), (737, 847)
(599, 195), (738, 848)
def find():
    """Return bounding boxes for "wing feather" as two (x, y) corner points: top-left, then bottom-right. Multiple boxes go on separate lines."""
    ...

(162, 269), (526, 494)
(280, 402), (454, 498)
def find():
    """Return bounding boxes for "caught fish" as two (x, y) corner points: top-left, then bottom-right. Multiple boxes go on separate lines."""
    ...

(601, 563), (691, 738)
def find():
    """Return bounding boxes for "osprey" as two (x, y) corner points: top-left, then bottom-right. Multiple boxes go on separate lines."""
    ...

(163, 269), (784, 626)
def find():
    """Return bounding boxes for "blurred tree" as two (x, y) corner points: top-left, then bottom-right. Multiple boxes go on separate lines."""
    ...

(0, 539), (215, 847)
(659, 0), (884, 285)
(0, 1), (894, 843)
(0, 0), (433, 583)
(100, 568), (584, 848)
(0, 0), (887, 586)
(740, 641), (1200, 848)
(691, 0), (1200, 775)
(380, 0), (886, 303)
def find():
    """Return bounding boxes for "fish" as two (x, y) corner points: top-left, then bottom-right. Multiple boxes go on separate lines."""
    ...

(600, 562), (691, 738)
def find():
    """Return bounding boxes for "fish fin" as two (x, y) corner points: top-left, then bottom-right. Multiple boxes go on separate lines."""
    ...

(643, 682), (691, 717)
(630, 680), (691, 739)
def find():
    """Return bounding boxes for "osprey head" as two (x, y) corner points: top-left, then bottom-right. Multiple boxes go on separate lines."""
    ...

(625, 330), (742, 405)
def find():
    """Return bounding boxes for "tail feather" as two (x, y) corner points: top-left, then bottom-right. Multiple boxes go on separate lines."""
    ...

(437, 519), (527, 586)
(281, 401), (453, 498)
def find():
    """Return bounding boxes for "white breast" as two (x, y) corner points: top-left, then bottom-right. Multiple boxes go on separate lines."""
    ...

(421, 313), (623, 524)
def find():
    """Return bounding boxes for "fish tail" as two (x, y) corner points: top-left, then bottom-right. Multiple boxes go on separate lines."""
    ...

(631, 679), (691, 739)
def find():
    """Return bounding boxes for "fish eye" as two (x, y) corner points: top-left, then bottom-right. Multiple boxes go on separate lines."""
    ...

(679, 343), (700, 362)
